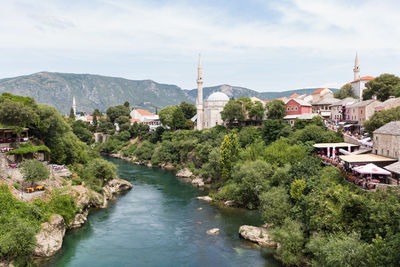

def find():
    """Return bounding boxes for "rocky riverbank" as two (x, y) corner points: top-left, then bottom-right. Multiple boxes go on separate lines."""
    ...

(33, 178), (132, 258)
(108, 153), (208, 188)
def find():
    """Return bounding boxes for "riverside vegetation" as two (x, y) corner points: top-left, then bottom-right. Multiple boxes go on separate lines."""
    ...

(98, 99), (400, 266)
(0, 93), (130, 266)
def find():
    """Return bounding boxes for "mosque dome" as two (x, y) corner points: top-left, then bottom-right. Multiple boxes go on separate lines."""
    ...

(207, 92), (229, 102)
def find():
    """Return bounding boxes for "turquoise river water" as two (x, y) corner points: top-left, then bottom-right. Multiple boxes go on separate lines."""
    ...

(43, 157), (281, 267)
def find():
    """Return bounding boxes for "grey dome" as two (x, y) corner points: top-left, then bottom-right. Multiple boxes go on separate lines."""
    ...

(207, 92), (229, 101)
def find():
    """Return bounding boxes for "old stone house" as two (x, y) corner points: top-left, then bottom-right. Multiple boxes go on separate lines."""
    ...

(373, 121), (400, 160)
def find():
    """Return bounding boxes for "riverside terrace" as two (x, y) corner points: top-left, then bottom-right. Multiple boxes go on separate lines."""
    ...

(314, 142), (399, 190)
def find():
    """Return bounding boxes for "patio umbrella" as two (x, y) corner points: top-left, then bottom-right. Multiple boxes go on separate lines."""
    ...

(354, 163), (391, 175)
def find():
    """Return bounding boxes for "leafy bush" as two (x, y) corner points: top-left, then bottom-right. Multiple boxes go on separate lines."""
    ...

(20, 159), (50, 185)
(259, 186), (291, 225)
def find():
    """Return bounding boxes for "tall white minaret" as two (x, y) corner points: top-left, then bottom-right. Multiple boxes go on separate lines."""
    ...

(72, 96), (77, 116)
(353, 52), (360, 80)
(196, 54), (204, 130)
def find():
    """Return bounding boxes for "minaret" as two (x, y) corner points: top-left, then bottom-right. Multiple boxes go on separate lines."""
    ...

(72, 96), (77, 116)
(196, 54), (204, 130)
(353, 52), (360, 80)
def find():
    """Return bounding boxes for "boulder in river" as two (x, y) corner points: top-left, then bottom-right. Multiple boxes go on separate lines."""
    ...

(206, 228), (220, 235)
(239, 225), (277, 247)
(191, 177), (204, 187)
(196, 196), (212, 202)
(176, 168), (193, 178)
(34, 215), (66, 257)
(224, 200), (236, 207)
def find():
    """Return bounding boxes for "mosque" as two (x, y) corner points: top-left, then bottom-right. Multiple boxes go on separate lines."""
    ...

(196, 56), (230, 130)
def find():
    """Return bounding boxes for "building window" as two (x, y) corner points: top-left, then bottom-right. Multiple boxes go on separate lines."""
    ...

(360, 110), (363, 114)
(382, 149), (384, 154)
(387, 150), (390, 156)
(287, 107), (290, 111)
(375, 136), (378, 141)
(295, 107), (298, 111)
(291, 107), (293, 111)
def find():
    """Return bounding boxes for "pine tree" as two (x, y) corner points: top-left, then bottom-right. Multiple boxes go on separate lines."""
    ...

(219, 131), (239, 180)
(69, 107), (75, 120)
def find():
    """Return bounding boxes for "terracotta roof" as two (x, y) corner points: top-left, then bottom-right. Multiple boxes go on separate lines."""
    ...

(374, 121), (400, 136)
(276, 97), (285, 101)
(64, 116), (69, 118)
(351, 76), (375, 83)
(135, 109), (155, 116)
(86, 116), (93, 120)
(290, 93), (300, 98)
(312, 88), (330, 95)
(130, 119), (140, 123)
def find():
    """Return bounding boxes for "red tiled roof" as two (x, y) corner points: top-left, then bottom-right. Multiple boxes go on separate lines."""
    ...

(130, 119), (140, 123)
(64, 116), (69, 118)
(290, 93), (300, 98)
(86, 116), (93, 120)
(276, 97), (285, 101)
(312, 88), (327, 95)
(135, 109), (155, 116)
(351, 76), (375, 83)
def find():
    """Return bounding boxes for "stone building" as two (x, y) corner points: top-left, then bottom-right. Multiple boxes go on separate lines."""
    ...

(373, 121), (400, 160)
(347, 99), (381, 123)
(330, 98), (359, 123)
(375, 96), (400, 112)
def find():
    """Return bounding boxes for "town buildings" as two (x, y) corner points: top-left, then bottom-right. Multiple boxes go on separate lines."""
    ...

(330, 98), (359, 123)
(373, 121), (400, 160)
(375, 96), (400, 112)
(347, 99), (381, 123)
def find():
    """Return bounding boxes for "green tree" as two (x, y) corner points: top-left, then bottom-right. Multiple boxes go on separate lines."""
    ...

(219, 131), (239, 179)
(0, 216), (37, 260)
(266, 100), (286, 120)
(231, 160), (274, 209)
(106, 105), (130, 123)
(179, 101), (196, 119)
(363, 106), (400, 135)
(69, 107), (76, 120)
(290, 179), (306, 201)
(159, 106), (176, 128)
(0, 99), (37, 127)
(363, 74), (400, 101)
(259, 186), (291, 225)
(248, 100), (265, 120)
(20, 159), (50, 185)
(221, 99), (245, 123)
(172, 106), (186, 130)
(92, 108), (101, 131)
(334, 84), (356, 99)
(98, 118), (115, 134)
(124, 101), (130, 109)
(72, 120), (93, 144)
(261, 119), (291, 144)
(271, 218), (305, 265)
(307, 232), (368, 267)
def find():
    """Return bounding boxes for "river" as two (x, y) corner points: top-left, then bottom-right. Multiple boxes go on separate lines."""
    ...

(44, 157), (280, 267)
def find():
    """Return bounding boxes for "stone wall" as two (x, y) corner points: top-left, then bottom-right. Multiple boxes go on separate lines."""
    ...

(373, 133), (400, 160)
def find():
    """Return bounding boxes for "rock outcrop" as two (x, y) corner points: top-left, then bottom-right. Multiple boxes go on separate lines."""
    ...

(224, 200), (236, 207)
(176, 168), (193, 178)
(191, 177), (204, 187)
(69, 210), (89, 229)
(34, 215), (66, 257)
(196, 196), (212, 202)
(239, 225), (277, 247)
(206, 228), (220, 235)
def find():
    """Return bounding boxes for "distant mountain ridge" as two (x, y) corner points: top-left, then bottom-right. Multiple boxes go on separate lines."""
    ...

(0, 72), (337, 114)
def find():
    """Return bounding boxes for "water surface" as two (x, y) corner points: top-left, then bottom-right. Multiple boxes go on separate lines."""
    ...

(46, 157), (280, 267)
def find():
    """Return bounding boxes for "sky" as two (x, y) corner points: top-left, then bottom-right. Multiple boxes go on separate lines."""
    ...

(1, 0), (400, 92)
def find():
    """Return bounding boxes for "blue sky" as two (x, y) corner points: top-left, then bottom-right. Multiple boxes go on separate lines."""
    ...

(1, 0), (400, 91)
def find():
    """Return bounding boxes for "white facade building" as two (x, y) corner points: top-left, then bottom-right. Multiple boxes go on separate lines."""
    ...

(350, 53), (375, 99)
(130, 109), (159, 122)
(196, 55), (229, 129)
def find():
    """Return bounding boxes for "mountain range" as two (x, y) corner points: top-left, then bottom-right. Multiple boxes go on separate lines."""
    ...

(0, 72), (338, 114)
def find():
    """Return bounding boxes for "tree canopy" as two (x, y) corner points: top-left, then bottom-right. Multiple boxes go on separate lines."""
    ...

(266, 100), (286, 120)
(334, 84), (357, 99)
(363, 74), (400, 101)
